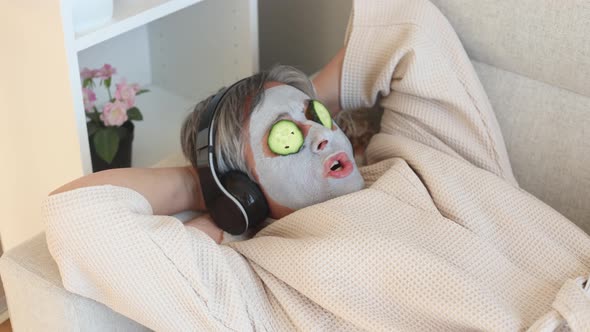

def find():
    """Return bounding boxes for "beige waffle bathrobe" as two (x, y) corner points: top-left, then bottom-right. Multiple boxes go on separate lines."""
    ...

(44, 0), (590, 330)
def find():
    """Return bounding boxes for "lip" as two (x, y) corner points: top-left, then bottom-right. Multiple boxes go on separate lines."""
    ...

(323, 152), (354, 179)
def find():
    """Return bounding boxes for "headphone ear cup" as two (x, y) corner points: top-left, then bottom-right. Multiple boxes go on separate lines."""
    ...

(221, 171), (269, 229)
(209, 195), (248, 235)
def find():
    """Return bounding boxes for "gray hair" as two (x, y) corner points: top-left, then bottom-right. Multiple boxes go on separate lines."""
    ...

(181, 65), (316, 180)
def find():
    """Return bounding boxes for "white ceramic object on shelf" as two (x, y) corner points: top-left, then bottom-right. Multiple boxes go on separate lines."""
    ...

(72, 0), (114, 34)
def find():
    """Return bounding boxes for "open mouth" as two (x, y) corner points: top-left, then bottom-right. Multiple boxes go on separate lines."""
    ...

(324, 152), (354, 179)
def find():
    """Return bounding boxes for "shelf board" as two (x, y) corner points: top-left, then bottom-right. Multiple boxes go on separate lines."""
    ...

(75, 0), (205, 52)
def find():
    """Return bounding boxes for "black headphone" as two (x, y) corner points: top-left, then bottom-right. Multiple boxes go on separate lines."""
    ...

(194, 79), (270, 235)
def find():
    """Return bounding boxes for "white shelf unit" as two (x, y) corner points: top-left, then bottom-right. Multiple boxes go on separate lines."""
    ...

(74, 0), (259, 173)
(75, 0), (208, 52)
(0, 0), (258, 249)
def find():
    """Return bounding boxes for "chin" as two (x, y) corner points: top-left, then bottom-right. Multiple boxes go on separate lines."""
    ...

(329, 170), (365, 198)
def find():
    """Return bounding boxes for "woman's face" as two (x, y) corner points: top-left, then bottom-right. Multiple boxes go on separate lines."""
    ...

(245, 84), (365, 213)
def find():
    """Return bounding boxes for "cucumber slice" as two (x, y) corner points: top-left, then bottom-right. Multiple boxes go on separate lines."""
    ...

(306, 100), (332, 128)
(268, 120), (304, 155)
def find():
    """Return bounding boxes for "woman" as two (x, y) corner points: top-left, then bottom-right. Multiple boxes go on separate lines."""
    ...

(46, 0), (590, 330)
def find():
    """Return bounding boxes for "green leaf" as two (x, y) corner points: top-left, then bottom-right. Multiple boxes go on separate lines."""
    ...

(87, 121), (99, 136)
(93, 128), (120, 164)
(127, 107), (143, 121)
(135, 89), (150, 96)
(82, 78), (94, 88)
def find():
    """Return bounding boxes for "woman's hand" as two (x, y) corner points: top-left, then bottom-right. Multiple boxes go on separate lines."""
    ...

(185, 214), (224, 244)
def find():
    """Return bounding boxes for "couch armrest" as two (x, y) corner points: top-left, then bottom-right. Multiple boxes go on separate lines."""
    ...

(0, 233), (149, 332)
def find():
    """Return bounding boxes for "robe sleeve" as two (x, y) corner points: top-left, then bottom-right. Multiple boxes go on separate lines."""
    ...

(341, 0), (517, 185)
(44, 185), (254, 331)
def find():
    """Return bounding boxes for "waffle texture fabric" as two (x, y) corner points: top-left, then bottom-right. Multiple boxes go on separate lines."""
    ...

(44, 0), (590, 330)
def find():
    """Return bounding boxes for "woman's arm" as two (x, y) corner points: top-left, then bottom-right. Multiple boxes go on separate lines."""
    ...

(45, 183), (248, 329)
(312, 46), (346, 117)
(51, 166), (223, 242)
(51, 166), (203, 215)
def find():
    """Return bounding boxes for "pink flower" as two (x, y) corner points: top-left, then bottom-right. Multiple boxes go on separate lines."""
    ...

(82, 88), (96, 112)
(97, 64), (117, 79)
(115, 79), (139, 108)
(100, 100), (128, 126)
(80, 68), (99, 80)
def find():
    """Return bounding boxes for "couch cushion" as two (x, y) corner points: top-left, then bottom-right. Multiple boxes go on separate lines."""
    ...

(474, 61), (590, 232)
(428, 0), (590, 232)
(0, 233), (149, 331)
(430, 0), (590, 98)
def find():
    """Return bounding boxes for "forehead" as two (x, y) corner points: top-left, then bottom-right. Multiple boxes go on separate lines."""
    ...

(250, 85), (309, 124)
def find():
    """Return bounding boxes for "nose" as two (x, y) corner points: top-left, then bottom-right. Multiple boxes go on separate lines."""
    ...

(311, 136), (328, 153)
(305, 121), (331, 154)
(316, 139), (328, 152)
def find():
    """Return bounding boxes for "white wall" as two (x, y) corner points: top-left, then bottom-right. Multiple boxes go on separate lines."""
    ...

(0, 0), (84, 250)
(258, 0), (352, 74)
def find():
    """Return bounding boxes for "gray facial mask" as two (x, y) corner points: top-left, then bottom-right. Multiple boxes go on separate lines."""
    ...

(248, 85), (365, 210)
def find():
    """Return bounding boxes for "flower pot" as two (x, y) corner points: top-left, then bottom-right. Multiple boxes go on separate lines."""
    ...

(89, 121), (134, 172)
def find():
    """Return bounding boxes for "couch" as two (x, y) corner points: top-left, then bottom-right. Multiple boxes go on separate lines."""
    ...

(1, 0), (589, 330)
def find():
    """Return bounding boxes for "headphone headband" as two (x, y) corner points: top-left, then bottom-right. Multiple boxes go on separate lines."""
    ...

(195, 81), (243, 169)
(194, 78), (268, 235)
